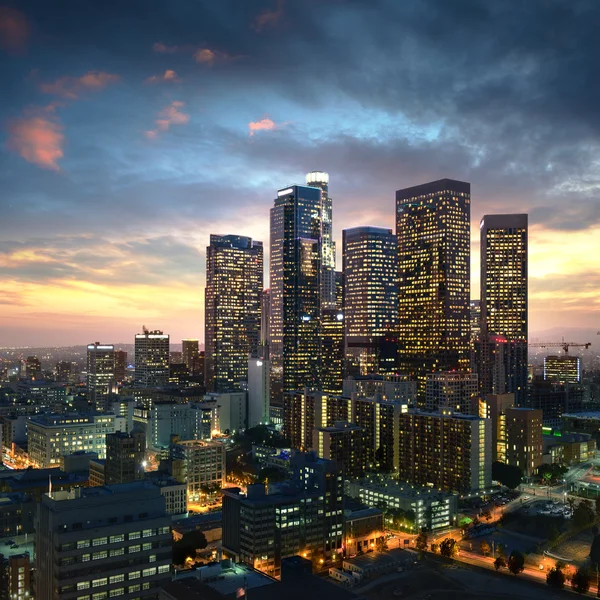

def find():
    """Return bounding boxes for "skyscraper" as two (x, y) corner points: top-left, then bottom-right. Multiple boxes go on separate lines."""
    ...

(479, 214), (528, 404)
(105, 430), (146, 484)
(114, 350), (128, 383)
(396, 179), (471, 390)
(134, 329), (170, 387)
(544, 355), (581, 384)
(182, 339), (200, 374)
(204, 234), (263, 392)
(87, 342), (115, 408)
(306, 171), (335, 309)
(270, 184), (322, 402)
(343, 226), (398, 377)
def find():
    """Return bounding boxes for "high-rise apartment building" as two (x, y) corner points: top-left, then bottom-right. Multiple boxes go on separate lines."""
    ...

(134, 330), (170, 387)
(470, 300), (481, 343)
(105, 430), (146, 485)
(544, 355), (581, 384)
(425, 371), (479, 413)
(205, 235), (263, 393)
(87, 343), (115, 409)
(114, 350), (128, 383)
(505, 407), (543, 477)
(479, 214), (528, 404)
(270, 185), (322, 402)
(1, 553), (31, 600)
(306, 171), (335, 309)
(320, 309), (344, 395)
(396, 409), (491, 494)
(181, 339), (200, 375)
(35, 482), (172, 600)
(313, 421), (366, 478)
(343, 227), (398, 377)
(396, 179), (471, 390)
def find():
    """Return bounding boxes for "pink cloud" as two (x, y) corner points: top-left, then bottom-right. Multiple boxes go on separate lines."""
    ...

(146, 101), (190, 139)
(6, 108), (64, 171)
(145, 69), (181, 84)
(153, 41), (187, 54)
(0, 6), (30, 53)
(253, 0), (284, 32)
(40, 71), (120, 99)
(248, 117), (278, 136)
(194, 48), (216, 65)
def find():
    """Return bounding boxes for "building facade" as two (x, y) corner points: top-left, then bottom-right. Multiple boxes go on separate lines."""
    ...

(134, 330), (170, 387)
(181, 340), (201, 375)
(424, 371), (479, 414)
(105, 430), (146, 485)
(204, 235), (263, 392)
(479, 214), (528, 404)
(270, 185), (322, 404)
(342, 227), (398, 377)
(86, 343), (115, 409)
(396, 409), (491, 495)
(313, 422), (366, 479)
(505, 407), (543, 477)
(544, 355), (581, 384)
(35, 482), (172, 600)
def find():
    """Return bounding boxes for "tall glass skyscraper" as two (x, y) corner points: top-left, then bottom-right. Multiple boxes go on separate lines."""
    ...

(205, 234), (263, 392)
(479, 214), (528, 404)
(87, 342), (115, 408)
(396, 179), (471, 391)
(342, 226), (398, 376)
(134, 328), (170, 386)
(270, 184), (322, 403)
(306, 171), (335, 309)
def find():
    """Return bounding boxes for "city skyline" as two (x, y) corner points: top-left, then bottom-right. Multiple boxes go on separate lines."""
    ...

(2, 0), (600, 346)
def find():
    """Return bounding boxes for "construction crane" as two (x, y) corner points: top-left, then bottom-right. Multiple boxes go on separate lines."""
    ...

(528, 341), (591, 354)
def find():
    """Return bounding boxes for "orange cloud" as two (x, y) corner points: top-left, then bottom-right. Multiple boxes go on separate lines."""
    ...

(145, 69), (181, 84)
(145, 101), (190, 139)
(40, 71), (120, 99)
(248, 117), (278, 136)
(253, 0), (284, 32)
(0, 6), (30, 53)
(6, 109), (64, 171)
(152, 41), (188, 54)
(194, 48), (216, 65)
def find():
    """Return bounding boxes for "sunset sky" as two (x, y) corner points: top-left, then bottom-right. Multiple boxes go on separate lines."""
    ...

(1, 0), (599, 346)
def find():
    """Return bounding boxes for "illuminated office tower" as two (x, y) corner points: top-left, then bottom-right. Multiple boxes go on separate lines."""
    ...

(270, 185), (322, 402)
(87, 342), (115, 408)
(134, 329), (170, 387)
(182, 338), (200, 374)
(321, 308), (344, 395)
(425, 371), (479, 413)
(470, 300), (481, 344)
(505, 407), (542, 477)
(306, 171), (335, 309)
(480, 214), (528, 404)
(204, 235), (263, 392)
(261, 289), (271, 345)
(396, 179), (471, 390)
(544, 355), (581, 384)
(343, 227), (398, 377)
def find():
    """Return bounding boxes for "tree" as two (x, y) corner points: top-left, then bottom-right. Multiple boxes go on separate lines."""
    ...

(480, 540), (491, 556)
(376, 537), (388, 553)
(439, 538), (458, 558)
(172, 530), (208, 565)
(482, 509), (492, 521)
(430, 543), (439, 554)
(507, 550), (525, 575)
(571, 568), (591, 595)
(546, 566), (566, 589)
(492, 461), (523, 490)
(496, 543), (506, 558)
(415, 532), (429, 552)
(494, 556), (506, 571)
(573, 500), (595, 528)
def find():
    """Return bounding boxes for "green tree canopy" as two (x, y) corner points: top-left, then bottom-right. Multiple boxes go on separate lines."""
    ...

(494, 556), (506, 571)
(492, 461), (523, 489)
(415, 532), (428, 552)
(573, 500), (595, 529)
(439, 538), (458, 558)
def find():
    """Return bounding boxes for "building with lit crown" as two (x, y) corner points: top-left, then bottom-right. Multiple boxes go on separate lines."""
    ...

(134, 330), (170, 387)
(270, 185), (322, 402)
(205, 235), (263, 392)
(396, 179), (471, 394)
(86, 343), (115, 410)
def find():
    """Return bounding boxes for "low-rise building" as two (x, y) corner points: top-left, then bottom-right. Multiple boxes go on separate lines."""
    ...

(342, 548), (414, 579)
(88, 458), (106, 487)
(346, 477), (459, 531)
(344, 507), (384, 556)
(0, 493), (36, 536)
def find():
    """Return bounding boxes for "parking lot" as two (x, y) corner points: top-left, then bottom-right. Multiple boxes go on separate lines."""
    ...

(519, 499), (572, 519)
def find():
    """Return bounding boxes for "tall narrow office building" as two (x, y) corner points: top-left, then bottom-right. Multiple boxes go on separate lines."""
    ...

(270, 184), (322, 403)
(205, 235), (263, 392)
(87, 342), (115, 409)
(182, 339), (200, 375)
(396, 179), (471, 391)
(306, 171), (335, 309)
(343, 227), (398, 376)
(479, 214), (528, 404)
(134, 329), (170, 387)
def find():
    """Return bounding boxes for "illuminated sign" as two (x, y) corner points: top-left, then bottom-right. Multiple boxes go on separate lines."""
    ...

(277, 188), (294, 197)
